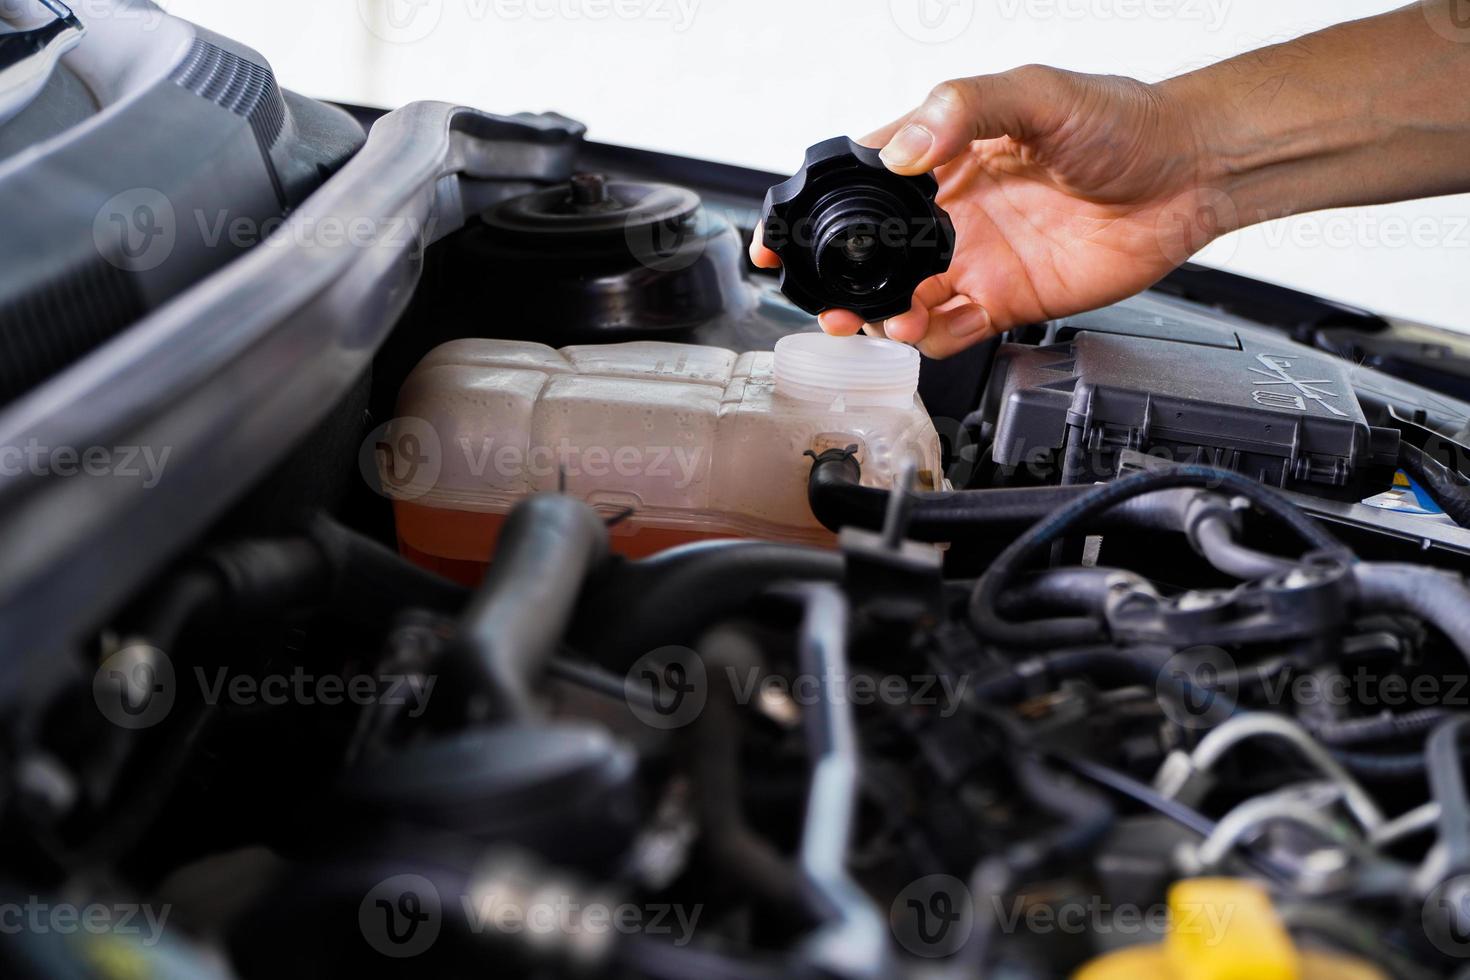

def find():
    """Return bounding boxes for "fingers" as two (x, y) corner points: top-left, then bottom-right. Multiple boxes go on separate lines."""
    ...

(859, 115), (911, 149)
(915, 302), (994, 359)
(882, 277), (952, 343)
(815, 278), (994, 358)
(818, 309), (866, 335)
(875, 65), (1070, 175)
(749, 221), (781, 269)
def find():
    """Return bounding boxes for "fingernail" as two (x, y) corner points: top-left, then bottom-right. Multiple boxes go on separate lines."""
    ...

(880, 125), (934, 169)
(949, 308), (989, 339)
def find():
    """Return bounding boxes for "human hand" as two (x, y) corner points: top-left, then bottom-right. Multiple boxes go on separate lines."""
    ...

(752, 66), (1219, 358)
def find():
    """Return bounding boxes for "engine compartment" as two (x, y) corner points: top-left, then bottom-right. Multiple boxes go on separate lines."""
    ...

(7, 100), (1470, 979)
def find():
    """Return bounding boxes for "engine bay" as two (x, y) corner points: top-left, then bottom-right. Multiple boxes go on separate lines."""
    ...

(6, 96), (1470, 979)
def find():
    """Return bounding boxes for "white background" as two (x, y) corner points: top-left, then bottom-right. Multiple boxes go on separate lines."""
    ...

(170, 0), (1468, 332)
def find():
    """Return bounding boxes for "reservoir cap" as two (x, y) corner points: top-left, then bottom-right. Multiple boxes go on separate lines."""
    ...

(762, 136), (955, 322)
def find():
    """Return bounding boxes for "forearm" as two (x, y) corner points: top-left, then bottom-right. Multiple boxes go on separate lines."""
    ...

(1161, 2), (1470, 230)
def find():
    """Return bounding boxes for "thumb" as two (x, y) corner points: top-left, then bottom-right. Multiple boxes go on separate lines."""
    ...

(877, 66), (1073, 175)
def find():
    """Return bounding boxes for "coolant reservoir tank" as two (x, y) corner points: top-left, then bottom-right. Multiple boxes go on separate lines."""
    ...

(383, 336), (942, 583)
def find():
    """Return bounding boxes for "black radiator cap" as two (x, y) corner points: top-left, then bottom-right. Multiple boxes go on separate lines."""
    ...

(761, 136), (955, 322)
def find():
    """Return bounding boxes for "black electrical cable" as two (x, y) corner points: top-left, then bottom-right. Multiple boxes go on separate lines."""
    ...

(1057, 754), (1295, 882)
(968, 466), (1346, 649)
(1400, 442), (1470, 529)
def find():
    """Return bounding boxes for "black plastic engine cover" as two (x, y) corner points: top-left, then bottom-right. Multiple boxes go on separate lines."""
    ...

(985, 328), (1401, 500)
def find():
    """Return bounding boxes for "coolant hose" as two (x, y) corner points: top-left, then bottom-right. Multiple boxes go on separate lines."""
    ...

(1353, 562), (1470, 665)
(455, 494), (609, 720)
(572, 540), (844, 670)
(805, 449), (1197, 541)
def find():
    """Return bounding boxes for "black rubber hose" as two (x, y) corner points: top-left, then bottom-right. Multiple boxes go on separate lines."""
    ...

(1353, 563), (1470, 665)
(683, 627), (814, 927)
(128, 518), (469, 651)
(969, 646), (1174, 705)
(1192, 513), (1296, 580)
(308, 514), (467, 625)
(968, 467), (1346, 649)
(1330, 749), (1434, 781)
(1400, 442), (1470, 529)
(995, 567), (1145, 619)
(809, 449), (1090, 537)
(572, 540), (844, 671)
(1306, 708), (1455, 747)
(975, 708), (1114, 869)
(454, 494), (609, 720)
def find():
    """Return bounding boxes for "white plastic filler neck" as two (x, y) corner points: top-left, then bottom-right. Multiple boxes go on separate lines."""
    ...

(773, 333), (920, 410)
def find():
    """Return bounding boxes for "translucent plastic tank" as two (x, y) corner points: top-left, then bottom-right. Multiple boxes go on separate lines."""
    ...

(382, 333), (943, 582)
